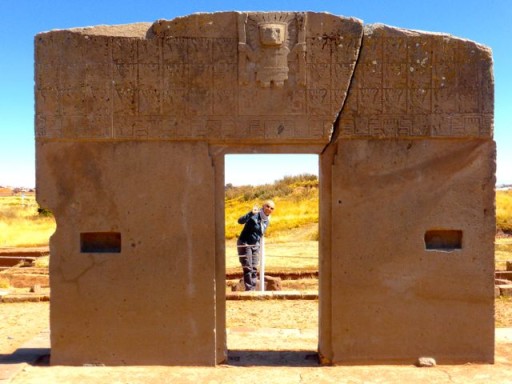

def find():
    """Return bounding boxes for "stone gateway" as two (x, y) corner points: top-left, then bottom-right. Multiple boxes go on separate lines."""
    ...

(35, 12), (495, 365)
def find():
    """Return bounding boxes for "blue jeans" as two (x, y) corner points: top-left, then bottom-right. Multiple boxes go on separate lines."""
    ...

(237, 240), (260, 291)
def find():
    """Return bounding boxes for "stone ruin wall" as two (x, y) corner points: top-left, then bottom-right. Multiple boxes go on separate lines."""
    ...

(35, 12), (495, 365)
(35, 13), (363, 144)
(35, 14), (493, 143)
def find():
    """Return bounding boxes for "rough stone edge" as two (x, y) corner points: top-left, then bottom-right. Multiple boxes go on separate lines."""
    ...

(364, 22), (493, 54)
(37, 22), (152, 38)
(328, 22), (495, 144)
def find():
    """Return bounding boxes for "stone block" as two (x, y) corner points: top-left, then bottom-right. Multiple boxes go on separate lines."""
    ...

(34, 11), (495, 366)
(30, 284), (42, 293)
(231, 276), (282, 292)
(500, 285), (512, 297)
(416, 357), (437, 367)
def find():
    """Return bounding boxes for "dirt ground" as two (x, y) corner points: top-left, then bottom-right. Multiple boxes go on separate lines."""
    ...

(1, 298), (511, 356)
(0, 300), (319, 356)
(1, 299), (512, 384)
(0, 302), (49, 355)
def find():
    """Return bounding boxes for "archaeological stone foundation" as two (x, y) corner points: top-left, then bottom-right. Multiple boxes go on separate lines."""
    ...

(35, 12), (495, 365)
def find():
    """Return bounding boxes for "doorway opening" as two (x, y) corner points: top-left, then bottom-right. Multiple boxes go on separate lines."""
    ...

(223, 153), (320, 365)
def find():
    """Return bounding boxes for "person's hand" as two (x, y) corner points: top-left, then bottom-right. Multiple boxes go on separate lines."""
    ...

(252, 205), (259, 214)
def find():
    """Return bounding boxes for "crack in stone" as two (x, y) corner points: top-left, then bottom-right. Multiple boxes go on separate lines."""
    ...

(322, 25), (365, 155)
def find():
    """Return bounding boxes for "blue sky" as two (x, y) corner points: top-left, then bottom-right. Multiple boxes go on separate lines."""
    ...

(1, 0), (510, 187)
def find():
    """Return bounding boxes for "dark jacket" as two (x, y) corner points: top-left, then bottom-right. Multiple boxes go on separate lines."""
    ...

(238, 211), (266, 245)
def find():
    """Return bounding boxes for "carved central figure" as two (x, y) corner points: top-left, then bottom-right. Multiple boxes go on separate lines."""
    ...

(238, 13), (306, 88)
(259, 23), (285, 45)
(256, 22), (289, 87)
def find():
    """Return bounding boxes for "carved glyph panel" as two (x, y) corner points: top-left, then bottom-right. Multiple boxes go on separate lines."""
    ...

(337, 25), (493, 139)
(35, 13), (492, 142)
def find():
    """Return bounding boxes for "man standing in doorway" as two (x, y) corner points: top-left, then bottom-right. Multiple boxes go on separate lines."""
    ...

(237, 200), (275, 291)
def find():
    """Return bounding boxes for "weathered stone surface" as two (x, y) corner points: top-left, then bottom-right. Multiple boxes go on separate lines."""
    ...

(35, 11), (495, 366)
(336, 24), (493, 139)
(37, 140), (216, 365)
(321, 139), (495, 364)
(35, 12), (363, 145)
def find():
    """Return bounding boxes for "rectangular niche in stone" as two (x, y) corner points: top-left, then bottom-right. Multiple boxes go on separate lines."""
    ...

(80, 232), (122, 253)
(424, 229), (463, 251)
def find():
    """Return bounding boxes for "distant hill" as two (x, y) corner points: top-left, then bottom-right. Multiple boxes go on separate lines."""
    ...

(225, 175), (511, 236)
(225, 174), (318, 201)
(0, 186), (35, 196)
(225, 174), (319, 239)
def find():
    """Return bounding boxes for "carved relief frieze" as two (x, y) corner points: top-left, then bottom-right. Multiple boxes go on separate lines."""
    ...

(264, 119), (294, 138)
(87, 87), (111, 116)
(383, 89), (407, 114)
(35, 13), (361, 142)
(59, 64), (86, 89)
(86, 64), (112, 89)
(187, 39), (213, 62)
(35, 115), (62, 138)
(81, 35), (111, 64)
(185, 88), (213, 116)
(213, 63), (237, 87)
(162, 38), (189, 64)
(212, 38), (238, 64)
(339, 112), (493, 138)
(112, 38), (137, 64)
(113, 63), (137, 88)
(113, 87), (137, 116)
(161, 89), (185, 116)
(309, 119), (332, 139)
(157, 117), (178, 138)
(34, 13), (491, 142)
(162, 63), (188, 88)
(213, 89), (237, 115)
(138, 89), (161, 116)
(307, 89), (330, 115)
(338, 28), (493, 139)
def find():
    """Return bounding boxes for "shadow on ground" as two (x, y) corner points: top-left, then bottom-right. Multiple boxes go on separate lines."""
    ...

(227, 350), (319, 367)
(0, 348), (50, 366)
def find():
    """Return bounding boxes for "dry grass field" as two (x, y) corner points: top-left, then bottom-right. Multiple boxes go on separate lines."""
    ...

(0, 193), (55, 248)
(226, 223), (318, 271)
(1, 182), (511, 269)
